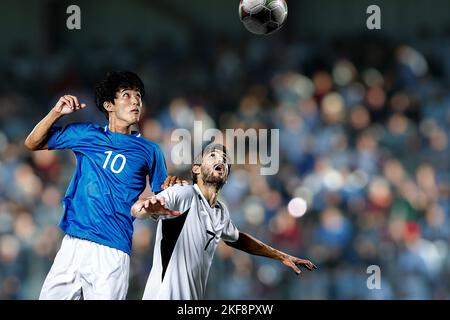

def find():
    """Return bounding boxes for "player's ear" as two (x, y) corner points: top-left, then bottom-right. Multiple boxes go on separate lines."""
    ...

(103, 101), (114, 112)
(192, 164), (201, 175)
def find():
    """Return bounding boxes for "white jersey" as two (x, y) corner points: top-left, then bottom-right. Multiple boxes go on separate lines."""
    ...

(142, 184), (239, 300)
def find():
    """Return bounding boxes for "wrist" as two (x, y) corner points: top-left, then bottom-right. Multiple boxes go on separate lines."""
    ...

(49, 108), (64, 120)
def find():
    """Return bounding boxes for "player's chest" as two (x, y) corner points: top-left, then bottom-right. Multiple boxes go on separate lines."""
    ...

(78, 142), (149, 176)
(187, 203), (226, 251)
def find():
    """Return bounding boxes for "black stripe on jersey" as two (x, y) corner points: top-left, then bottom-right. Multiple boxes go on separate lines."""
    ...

(198, 194), (220, 208)
(204, 230), (216, 250)
(160, 209), (190, 282)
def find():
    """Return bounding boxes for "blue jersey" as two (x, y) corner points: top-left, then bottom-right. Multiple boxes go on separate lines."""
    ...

(47, 122), (167, 255)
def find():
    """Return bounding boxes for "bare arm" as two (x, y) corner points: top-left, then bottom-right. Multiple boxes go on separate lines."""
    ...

(24, 95), (86, 151)
(225, 232), (317, 275)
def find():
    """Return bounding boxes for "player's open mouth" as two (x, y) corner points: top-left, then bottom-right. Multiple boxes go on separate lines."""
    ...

(214, 164), (225, 173)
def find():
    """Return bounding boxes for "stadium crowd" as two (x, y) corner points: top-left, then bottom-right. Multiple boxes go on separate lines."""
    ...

(0, 33), (449, 299)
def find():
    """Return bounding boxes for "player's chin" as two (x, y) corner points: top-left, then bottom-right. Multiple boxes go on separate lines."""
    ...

(213, 171), (227, 181)
(205, 174), (226, 186)
(129, 112), (140, 122)
(128, 117), (139, 125)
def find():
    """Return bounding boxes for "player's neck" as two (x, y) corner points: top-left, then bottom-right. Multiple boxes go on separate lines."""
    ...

(108, 117), (133, 134)
(197, 181), (219, 208)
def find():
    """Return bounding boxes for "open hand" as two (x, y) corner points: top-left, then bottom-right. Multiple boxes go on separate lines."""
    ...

(281, 255), (317, 275)
(131, 195), (181, 219)
(161, 175), (189, 189)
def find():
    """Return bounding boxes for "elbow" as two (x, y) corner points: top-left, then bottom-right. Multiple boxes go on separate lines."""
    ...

(24, 137), (44, 151)
(24, 139), (41, 151)
(24, 138), (36, 151)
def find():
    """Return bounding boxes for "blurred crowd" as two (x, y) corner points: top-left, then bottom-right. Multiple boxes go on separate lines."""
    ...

(0, 32), (449, 299)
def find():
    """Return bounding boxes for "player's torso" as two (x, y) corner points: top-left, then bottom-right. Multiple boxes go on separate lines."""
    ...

(60, 126), (158, 254)
(148, 186), (232, 299)
(71, 128), (151, 200)
(164, 190), (228, 277)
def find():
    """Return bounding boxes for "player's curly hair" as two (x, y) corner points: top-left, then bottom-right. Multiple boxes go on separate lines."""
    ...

(192, 143), (231, 184)
(94, 70), (145, 119)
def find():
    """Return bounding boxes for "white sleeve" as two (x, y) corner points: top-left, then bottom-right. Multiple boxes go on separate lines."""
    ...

(220, 203), (239, 242)
(151, 187), (176, 221)
(153, 185), (195, 221)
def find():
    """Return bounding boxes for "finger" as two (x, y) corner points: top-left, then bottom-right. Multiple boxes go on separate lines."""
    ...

(55, 98), (66, 108)
(156, 196), (165, 206)
(132, 203), (143, 214)
(70, 96), (81, 107)
(60, 97), (72, 109)
(143, 199), (150, 209)
(164, 209), (181, 216)
(162, 176), (171, 189)
(80, 103), (87, 108)
(170, 176), (177, 186)
(299, 260), (316, 271)
(292, 264), (302, 275)
(174, 177), (182, 185)
(297, 260), (312, 270)
(70, 97), (81, 110)
(64, 95), (75, 108)
(182, 180), (189, 186)
(150, 197), (157, 205)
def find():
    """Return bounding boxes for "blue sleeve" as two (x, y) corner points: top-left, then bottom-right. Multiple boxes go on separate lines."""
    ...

(149, 144), (168, 194)
(47, 123), (88, 150)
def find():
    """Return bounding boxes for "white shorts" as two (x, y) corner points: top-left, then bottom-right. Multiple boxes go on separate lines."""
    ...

(39, 235), (130, 300)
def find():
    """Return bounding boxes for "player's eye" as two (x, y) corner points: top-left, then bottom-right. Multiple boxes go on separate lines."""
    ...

(123, 92), (129, 97)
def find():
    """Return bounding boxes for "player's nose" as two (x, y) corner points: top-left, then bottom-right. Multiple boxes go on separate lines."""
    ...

(130, 94), (140, 105)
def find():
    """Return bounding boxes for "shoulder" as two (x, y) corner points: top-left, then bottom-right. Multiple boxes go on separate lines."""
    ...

(161, 185), (196, 200)
(138, 137), (163, 153)
(65, 122), (102, 132)
(216, 200), (230, 215)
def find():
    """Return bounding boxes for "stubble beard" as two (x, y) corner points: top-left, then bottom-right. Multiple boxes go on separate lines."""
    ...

(202, 166), (226, 190)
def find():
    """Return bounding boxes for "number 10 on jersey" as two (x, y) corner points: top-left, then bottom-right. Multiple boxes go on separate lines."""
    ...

(103, 151), (127, 173)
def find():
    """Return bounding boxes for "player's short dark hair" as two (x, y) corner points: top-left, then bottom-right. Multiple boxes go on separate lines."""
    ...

(192, 143), (231, 184)
(94, 70), (145, 119)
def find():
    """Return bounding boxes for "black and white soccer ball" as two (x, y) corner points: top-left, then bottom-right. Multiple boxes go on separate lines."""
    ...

(239, 0), (288, 35)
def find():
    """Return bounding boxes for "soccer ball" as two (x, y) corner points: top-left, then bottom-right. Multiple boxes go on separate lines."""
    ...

(239, 0), (288, 35)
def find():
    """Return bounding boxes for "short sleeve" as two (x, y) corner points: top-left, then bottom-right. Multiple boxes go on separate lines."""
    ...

(220, 203), (239, 242)
(150, 188), (176, 221)
(148, 144), (168, 194)
(152, 185), (195, 221)
(47, 123), (88, 150)
(152, 185), (195, 220)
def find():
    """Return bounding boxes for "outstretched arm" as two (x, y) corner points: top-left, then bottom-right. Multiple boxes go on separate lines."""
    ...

(24, 95), (86, 150)
(131, 195), (180, 219)
(225, 232), (317, 275)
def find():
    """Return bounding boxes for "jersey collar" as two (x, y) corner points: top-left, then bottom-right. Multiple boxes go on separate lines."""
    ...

(104, 125), (141, 138)
(193, 184), (221, 209)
